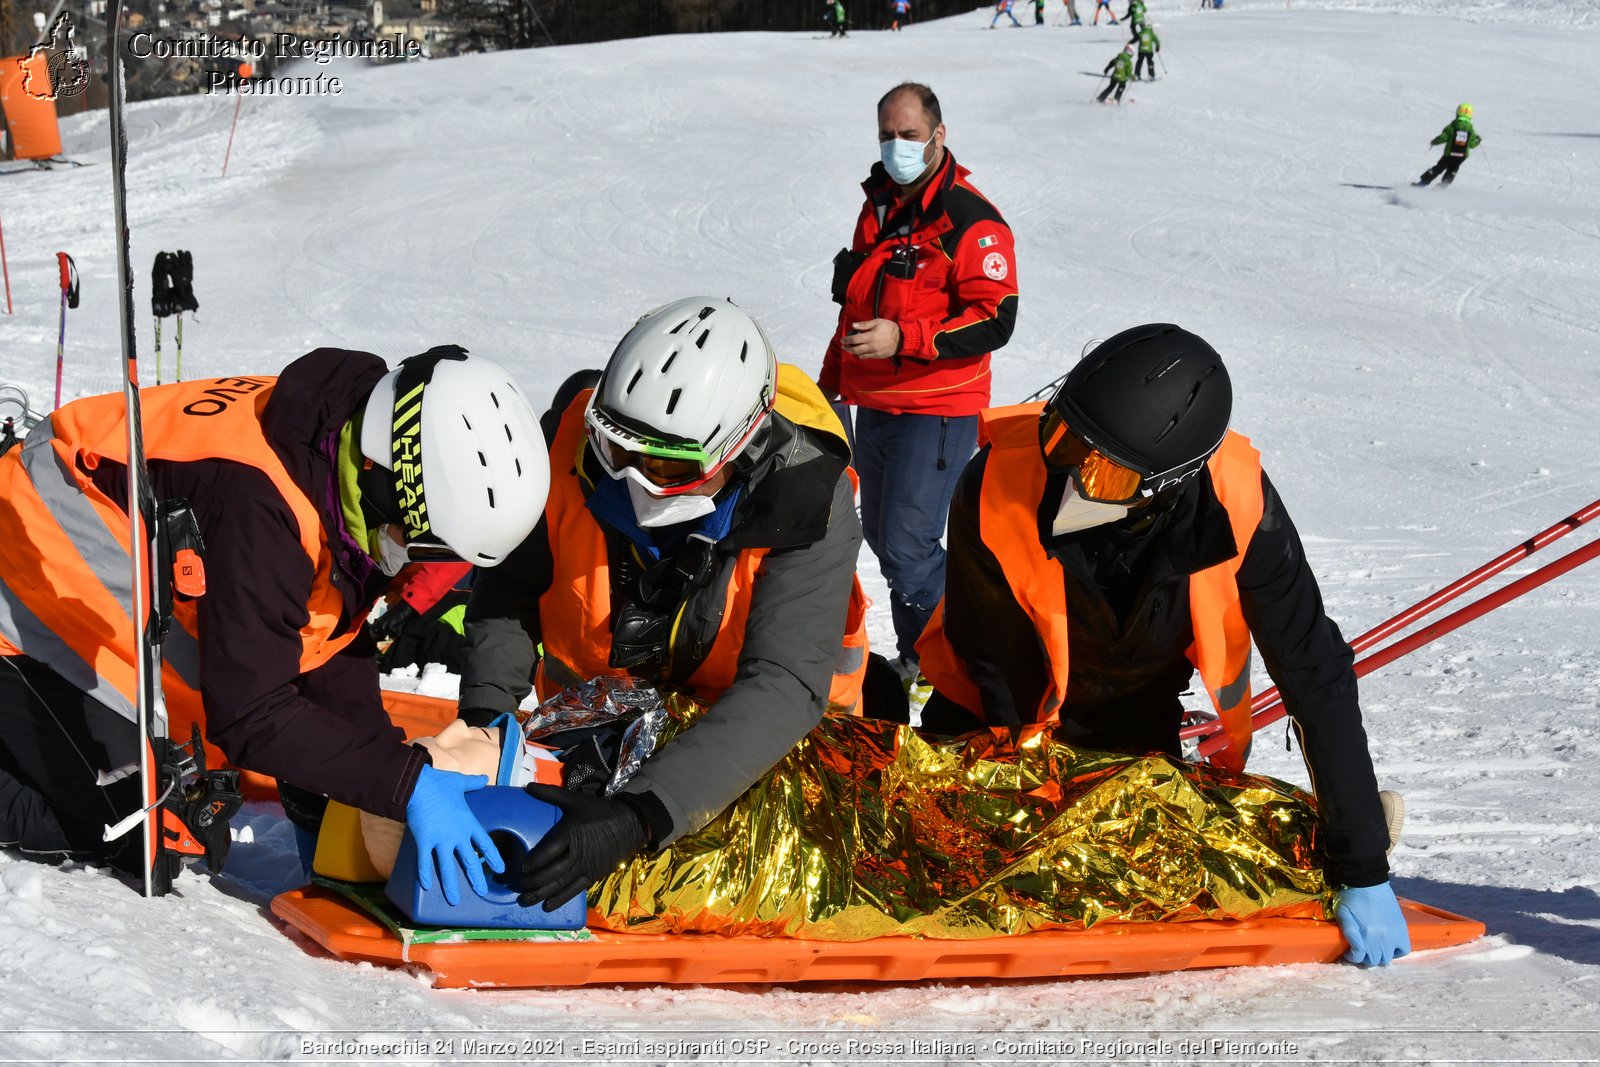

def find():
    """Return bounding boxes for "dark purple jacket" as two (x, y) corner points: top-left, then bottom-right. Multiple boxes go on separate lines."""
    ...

(88, 349), (427, 819)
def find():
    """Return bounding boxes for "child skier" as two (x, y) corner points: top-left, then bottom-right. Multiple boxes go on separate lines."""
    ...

(1125, 0), (1146, 35)
(1135, 22), (1160, 80)
(1093, 0), (1118, 25)
(825, 0), (848, 36)
(991, 0), (1022, 28)
(1035, 0), (1047, 25)
(1098, 44), (1134, 104)
(890, 0), (911, 30)
(1417, 104), (1481, 187)
(1062, 0), (1081, 25)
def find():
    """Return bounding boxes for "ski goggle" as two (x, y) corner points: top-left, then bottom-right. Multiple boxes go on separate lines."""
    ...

(585, 400), (769, 496)
(1038, 407), (1147, 505)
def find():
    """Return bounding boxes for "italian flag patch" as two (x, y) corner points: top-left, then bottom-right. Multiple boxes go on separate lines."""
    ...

(977, 235), (998, 248)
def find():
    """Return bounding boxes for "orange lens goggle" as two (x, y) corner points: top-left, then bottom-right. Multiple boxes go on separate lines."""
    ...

(590, 432), (710, 492)
(1039, 408), (1145, 504)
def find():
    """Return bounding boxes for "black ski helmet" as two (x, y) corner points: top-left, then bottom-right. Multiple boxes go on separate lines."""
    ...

(1046, 323), (1232, 496)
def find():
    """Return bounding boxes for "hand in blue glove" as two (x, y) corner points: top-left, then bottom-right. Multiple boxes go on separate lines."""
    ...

(1334, 882), (1412, 967)
(405, 764), (504, 906)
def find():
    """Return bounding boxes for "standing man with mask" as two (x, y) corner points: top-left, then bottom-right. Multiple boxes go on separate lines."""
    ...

(916, 323), (1411, 968)
(820, 83), (1019, 694)
(460, 298), (867, 911)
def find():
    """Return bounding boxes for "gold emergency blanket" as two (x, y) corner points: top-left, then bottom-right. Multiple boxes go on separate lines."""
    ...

(591, 713), (1332, 940)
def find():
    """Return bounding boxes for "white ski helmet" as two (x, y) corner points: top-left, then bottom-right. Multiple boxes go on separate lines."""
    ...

(585, 297), (778, 496)
(359, 346), (548, 566)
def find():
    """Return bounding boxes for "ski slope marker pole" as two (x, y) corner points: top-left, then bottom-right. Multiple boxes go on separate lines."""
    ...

(1182, 495), (1600, 741)
(221, 91), (244, 178)
(0, 213), (11, 315)
(1199, 529), (1600, 759)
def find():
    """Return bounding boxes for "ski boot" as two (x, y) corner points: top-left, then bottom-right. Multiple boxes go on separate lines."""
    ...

(150, 725), (245, 892)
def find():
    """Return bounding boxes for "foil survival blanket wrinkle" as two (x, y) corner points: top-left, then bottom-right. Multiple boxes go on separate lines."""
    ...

(589, 714), (1332, 940)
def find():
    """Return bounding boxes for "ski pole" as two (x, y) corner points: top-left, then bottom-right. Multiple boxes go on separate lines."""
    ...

(1182, 494), (1600, 741)
(175, 313), (184, 382)
(154, 318), (162, 385)
(1199, 529), (1600, 759)
(54, 253), (79, 409)
(1479, 145), (1500, 187)
(1158, 53), (1168, 75)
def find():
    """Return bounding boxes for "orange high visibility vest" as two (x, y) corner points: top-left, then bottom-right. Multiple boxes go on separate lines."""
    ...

(916, 403), (1263, 773)
(537, 365), (868, 713)
(0, 377), (359, 758)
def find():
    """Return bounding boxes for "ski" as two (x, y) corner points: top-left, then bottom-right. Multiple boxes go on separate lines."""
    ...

(99, 0), (241, 897)
(104, 0), (168, 897)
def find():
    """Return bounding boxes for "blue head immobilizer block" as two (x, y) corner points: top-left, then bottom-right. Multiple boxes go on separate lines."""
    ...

(385, 786), (588, 930)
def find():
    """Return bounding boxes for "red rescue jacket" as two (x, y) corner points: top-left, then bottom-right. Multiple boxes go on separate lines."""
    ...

(820, 152), (1019, 417)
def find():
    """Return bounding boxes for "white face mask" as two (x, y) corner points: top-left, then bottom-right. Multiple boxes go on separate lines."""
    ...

(880, 136), (932, 186)
(372, 524), (411, 577)
(624, 470), (719, 528)
(1050, 479), (1130, 537)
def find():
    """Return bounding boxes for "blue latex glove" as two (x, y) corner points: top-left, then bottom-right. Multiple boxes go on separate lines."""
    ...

(405, 765), (504, 906)
(1334, 882), (1412, 966)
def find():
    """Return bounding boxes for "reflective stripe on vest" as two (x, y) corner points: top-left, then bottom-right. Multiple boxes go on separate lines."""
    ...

(916, 403), (1264, 773)
(536, 365), (868, 712)
(0, 378), (358, 739)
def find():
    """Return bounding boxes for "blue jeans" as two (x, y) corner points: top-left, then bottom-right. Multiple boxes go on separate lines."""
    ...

(852, 408), (979, 660)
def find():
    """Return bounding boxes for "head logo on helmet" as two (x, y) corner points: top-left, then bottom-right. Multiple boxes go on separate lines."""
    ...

(360, 346), (548, 566)
(585, 297), (778, 498)
(1043, 323), (1232, 504)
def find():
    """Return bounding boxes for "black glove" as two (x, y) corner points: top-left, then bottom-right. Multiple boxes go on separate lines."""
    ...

(171, 250), (200, 314)
(517, 783), (648, 911)
(151, 252), (179, 317)
(370, 601), (417, 642)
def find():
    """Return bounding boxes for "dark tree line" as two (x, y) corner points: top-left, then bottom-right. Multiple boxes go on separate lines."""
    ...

(477, 0), (982, 48)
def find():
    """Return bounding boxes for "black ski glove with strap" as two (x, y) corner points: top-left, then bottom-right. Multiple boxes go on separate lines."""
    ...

(516, 783), (651, 911)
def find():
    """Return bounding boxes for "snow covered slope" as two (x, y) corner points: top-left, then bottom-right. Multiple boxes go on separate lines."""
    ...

(1, 1), (1597, 1061)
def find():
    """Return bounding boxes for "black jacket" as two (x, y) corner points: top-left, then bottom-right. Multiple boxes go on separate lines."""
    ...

(87, 349), (426, 820)
(927, 447), (1391, 888)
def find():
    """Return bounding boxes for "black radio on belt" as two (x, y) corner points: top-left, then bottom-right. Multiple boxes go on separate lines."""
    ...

(885, 243), (918, 281)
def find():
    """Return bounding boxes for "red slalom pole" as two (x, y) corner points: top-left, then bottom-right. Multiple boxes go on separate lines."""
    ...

(54, 253), (80, 409)
(1198, 531), (1600, 759)
(1, 213), (13, 315)
(221, 89), (244, 178)
(1181, 495), (1600, 741)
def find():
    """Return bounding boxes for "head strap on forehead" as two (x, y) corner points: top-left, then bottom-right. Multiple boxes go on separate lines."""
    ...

(389, 344), (469, 543)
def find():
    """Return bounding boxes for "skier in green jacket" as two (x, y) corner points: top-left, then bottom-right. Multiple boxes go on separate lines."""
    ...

(1125, 0), (1147, 35)
(1098, 44), (1134, 104)
(826, 0), (849, 36)
(1417, 104), (1481, 187)
(1135, 23), (1160, 80)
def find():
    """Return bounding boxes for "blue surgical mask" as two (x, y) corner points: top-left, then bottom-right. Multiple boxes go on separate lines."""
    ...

(880, 137), (931, 186)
